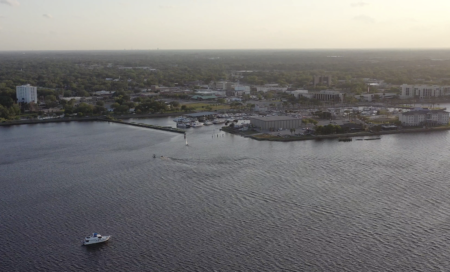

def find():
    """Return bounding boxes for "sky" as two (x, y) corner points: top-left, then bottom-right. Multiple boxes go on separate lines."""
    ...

(1, 0), (450, 50)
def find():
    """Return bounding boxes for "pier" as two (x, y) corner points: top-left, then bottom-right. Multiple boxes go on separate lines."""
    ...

(0, 117), (186, 134)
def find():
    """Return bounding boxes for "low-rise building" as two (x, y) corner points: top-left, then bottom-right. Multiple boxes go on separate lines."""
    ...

(254, 104), (268, 113)
(249, 116), (303, 130)
(311, 90), (344, 102)
(93, 90), (115, 97)
(287, 90), (309, 98)
(214, 81), (228, 90)
(255, 85), (288, 93)
(399, 108), (449, 126)
(355, 92), (397, 102)
(400, 84), (450, 99)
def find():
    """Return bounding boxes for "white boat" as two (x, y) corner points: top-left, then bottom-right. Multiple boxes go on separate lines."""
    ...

(177, 122), (187, 128)
(204, 121), (213, 125)
(213, 119), (226, 124)
(83, 233), (111, 246)
(191, 121), (204, 128)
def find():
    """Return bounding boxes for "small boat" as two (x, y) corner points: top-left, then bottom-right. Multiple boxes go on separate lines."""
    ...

(83, 233), (111, 246)
(204, 121), (213, 125)
(177, 122), (187, 128)
(191, 121), (204, 128)
(213, 119), (226, 124)
(365, 138), (381, 141)
(338, 137), (352, 142)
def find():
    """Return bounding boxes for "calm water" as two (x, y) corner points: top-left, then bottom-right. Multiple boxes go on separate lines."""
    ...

(2, 120), (450, 271)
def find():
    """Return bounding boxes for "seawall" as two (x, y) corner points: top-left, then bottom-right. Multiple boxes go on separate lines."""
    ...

(0, 117), (186, 134)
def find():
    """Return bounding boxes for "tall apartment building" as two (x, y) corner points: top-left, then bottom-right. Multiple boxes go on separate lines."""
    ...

(313, 75), (332, 87)
(400, 84), (450, 99)
(16, 84), (38, 103)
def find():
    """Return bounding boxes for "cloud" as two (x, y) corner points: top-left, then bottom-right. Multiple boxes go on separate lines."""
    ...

(351, 2), (369, 7)
(0, 0), (20, 7)
(43, 14), (53, 19)
(353, 15), (375, 24)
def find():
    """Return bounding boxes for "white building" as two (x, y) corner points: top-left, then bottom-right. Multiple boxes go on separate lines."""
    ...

(400, 84), (450, 99)
(287, 90), (309, 98)
(254, 104), (268, 112)
(16, 84), (38, 103)
(215, 81), (228, 90)
(255, 85), (288, 93)
(311, 90), (345, 102)
(399, 108), (449, 126)
(234, 85), (251, 95)
(355, 92), (397, 102)
(249, 116), (303, 130)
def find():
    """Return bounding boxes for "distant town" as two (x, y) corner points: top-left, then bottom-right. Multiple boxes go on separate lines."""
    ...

(2, 50), (450, 140)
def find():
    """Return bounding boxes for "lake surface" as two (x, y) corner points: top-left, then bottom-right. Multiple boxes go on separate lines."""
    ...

(2, 120), (450, 271)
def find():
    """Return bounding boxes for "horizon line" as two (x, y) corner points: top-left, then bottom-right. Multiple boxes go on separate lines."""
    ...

(2, 48), (450, 52)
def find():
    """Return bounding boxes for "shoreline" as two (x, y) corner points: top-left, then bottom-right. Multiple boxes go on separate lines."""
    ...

(3, 115), (450, 140)
(243, 126), (450, 142)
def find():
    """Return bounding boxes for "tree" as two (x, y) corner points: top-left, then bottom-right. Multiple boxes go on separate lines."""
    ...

(0, 105), (10, 119)
(0, 96), (14, 108)
(169, 101), (180, 109)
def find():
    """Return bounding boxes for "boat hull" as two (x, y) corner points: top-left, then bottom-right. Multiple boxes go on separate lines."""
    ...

(83, 235), (111, 246)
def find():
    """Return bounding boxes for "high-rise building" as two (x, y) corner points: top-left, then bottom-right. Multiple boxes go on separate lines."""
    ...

(313, 75), (332, 87)
(16, 84), (38, 103)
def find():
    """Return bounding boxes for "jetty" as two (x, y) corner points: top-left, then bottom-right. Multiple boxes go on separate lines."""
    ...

(106, 119), (186, 134)
(0, 116), (186, 134)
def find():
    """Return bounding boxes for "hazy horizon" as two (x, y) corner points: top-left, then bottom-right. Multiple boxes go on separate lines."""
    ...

(1, 0), (450, 50)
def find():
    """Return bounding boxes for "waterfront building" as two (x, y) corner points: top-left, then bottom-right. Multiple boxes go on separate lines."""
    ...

(249, 116), (303, 130)
(16, 84), (38, 103)
(400, 84), (450, 99)
(399, 108), (449, 126)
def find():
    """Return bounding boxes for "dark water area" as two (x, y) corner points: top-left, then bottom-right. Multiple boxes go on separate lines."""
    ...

(2, 121), (450, 271)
